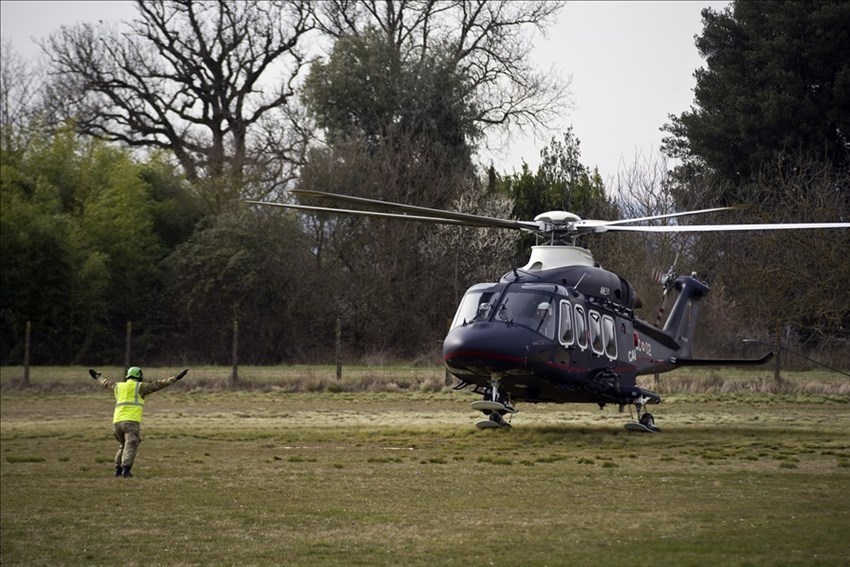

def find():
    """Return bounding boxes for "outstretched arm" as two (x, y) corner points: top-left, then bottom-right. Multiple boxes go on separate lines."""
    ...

(88, 369), (117, 391)
(140, 369), (188, 397)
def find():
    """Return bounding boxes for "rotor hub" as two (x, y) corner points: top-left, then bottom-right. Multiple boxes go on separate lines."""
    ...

(533, 211), (582, 226)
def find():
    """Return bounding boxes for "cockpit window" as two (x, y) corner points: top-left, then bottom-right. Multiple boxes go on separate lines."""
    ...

(495, 291), (556, 339)
(451, 288), (501, 328)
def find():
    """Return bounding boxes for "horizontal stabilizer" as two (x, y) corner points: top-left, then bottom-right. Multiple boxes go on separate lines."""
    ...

(672, 353), (774, 366)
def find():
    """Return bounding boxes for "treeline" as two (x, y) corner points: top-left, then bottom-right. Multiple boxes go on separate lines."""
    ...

(0, 125), (613, 365)
(1, 0), (848, 367)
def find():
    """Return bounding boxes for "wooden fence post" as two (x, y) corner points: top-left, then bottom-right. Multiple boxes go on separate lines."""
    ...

(230, 319), (239, 388)
(22, 321), (31, 387)
(335, 317), (342, 380)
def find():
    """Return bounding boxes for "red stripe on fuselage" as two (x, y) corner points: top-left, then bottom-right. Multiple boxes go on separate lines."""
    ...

(444, 351), (525, 364)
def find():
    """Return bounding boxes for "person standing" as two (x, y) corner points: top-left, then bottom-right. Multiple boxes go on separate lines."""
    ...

(89, 366), (188, 478)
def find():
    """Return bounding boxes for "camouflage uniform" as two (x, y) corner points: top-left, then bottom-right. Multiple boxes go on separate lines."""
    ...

(98, 374), (181, 474)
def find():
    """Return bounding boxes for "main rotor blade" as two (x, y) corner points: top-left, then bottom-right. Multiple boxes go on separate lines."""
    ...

(603, 207), (739, 226)
(251, 191), (850, 235)
(602, 222), (850, 233)
(290, 190), (536, 230)
(246, 200), (523, 228)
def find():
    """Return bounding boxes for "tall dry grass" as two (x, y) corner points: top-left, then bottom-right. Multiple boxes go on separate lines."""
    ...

(639, 371), (850, 397)
(2, 364), (848, 397)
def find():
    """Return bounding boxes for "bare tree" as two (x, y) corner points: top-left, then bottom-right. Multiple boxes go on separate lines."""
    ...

(41, 0), (315, 209)
(419, 178), (516, 301)
(611, 150), (850, 360)
(315, 0), (569, 139)
(713, 159), (850, 341)
(0, 40), (42, 152)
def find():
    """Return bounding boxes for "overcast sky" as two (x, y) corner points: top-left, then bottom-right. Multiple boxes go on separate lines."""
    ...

(1, 0), (730, 183)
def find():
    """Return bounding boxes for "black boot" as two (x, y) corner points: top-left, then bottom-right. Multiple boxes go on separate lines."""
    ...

(121, 466), (133, 478)
(115, 465), (122, 477)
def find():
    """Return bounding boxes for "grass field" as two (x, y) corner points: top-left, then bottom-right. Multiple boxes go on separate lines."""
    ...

(2, 366), (849, 566)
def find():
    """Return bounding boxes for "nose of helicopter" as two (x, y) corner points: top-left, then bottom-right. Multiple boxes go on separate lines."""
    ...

(442, 322), (541, 375)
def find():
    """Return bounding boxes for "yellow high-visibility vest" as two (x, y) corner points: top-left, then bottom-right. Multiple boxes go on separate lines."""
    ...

(113, 380), (145, 423)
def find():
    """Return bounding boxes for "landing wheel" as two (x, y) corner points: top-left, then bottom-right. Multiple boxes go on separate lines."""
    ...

(639, 412), (656, 429)
(475, 411), (512, 429)
(489, 413), (511, 428)
(625, 400), (661, 433)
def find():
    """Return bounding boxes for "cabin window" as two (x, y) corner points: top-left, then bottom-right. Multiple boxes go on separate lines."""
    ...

(574, 304), (587, 350)
(602, 315), (617, 360)
(559, 300), (573, 346)
(589, 310), (604, 355)
(451, 289), (500, 328)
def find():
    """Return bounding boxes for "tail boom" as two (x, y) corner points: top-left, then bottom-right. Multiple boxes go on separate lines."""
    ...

(671, 353), (775, 366)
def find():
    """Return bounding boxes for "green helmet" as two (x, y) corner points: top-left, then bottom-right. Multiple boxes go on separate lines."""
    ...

(126, 367), (144, 381)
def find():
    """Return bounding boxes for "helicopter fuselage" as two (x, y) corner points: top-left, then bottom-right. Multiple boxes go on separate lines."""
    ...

(442, 246), (709, 409)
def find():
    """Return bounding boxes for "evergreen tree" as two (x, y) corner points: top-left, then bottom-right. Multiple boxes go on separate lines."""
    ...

(662, 0), (850, 197)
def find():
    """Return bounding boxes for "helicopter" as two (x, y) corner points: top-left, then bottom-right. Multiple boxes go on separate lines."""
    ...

(248, 190), (849, 432)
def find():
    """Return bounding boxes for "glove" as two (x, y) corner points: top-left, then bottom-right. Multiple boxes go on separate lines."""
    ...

(175, 369), (189, 381)
(89, 369), (101, 380)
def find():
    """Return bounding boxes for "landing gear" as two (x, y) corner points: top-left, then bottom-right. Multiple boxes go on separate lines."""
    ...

(472, 375), (515, 429)
(624, 395), (661, 433)
(640, 412), (657, 430)
(476, 412), (512, 429)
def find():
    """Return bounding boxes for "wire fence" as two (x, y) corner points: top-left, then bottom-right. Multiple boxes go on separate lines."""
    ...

(12, 318), (352, 387)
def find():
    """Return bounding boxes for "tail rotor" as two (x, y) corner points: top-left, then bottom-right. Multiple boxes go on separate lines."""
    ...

(652, 254), (679, 328)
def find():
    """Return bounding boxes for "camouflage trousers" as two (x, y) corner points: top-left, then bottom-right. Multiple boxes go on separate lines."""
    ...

(113, 420), (142, 468)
